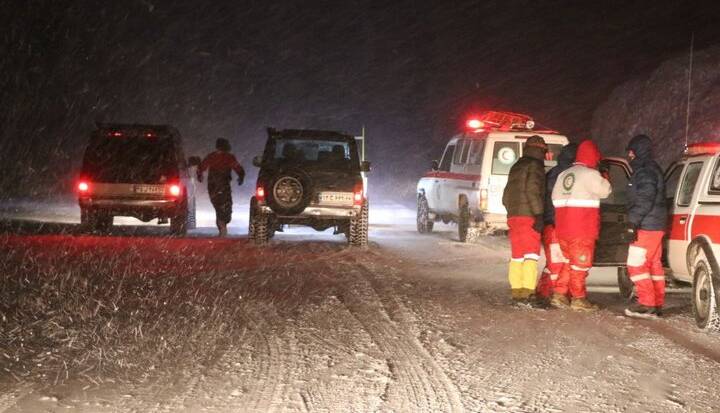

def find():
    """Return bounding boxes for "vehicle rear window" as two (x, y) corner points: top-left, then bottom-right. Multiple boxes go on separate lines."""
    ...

(491, 142), (519, 175)
(600, 162), (629, 206)
(81, 137), (178, 183)
(269, 138), (357, 168)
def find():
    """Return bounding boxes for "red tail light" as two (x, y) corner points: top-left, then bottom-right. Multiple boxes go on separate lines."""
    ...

(109, 131), (123, 137)
(168, 184), (181, 197)
(353, 183), (364, 206)
(77, 181), (89, 193)
(256, 186), (266, 202)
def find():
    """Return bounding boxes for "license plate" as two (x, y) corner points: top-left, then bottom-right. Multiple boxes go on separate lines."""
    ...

(135, 185), (164, 195)
(318, 192), (353, 205)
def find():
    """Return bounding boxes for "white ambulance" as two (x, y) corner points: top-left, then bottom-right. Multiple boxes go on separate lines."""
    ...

(416, 111), (569, 241)
(598, 142), (720, 331)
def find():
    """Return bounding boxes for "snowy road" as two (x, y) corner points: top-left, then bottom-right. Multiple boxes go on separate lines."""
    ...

(1, 201), (720, 412)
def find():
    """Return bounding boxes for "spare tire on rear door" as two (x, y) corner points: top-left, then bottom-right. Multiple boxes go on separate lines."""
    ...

(266, 169), (313, 215)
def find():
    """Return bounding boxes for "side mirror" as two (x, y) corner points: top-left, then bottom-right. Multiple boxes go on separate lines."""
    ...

(252, 155), (263, 167)
(431, 160), (439, 171)
(187, 156), (201, 167)
(360, 160), (371, 172)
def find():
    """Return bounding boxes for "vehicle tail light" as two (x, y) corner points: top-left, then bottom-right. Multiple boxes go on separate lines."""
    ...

(77, 181), (90, 193)
(353, 183), (364, 206)
(168, 184), (182, 197)
(479, 188), (488, 210)
(109, 131), (123, 137)
(256, 186), (266, 202)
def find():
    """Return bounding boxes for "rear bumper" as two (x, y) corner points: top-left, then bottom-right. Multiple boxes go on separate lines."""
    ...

(79, 197), (182, 217)
(259, 204), (360, 219)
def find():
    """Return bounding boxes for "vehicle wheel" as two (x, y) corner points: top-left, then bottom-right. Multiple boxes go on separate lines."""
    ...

(349, 199), (369, 247)
(692, 260), (720, 332)
(617, 266), (635, 302)
(187, 199), (197, 230)
(249, 205), (270, 245)
(170, 207), (188, 236)
(458, 202), (470, 242)
(416, 196), (434, 233)
(90, 212), (113, 234)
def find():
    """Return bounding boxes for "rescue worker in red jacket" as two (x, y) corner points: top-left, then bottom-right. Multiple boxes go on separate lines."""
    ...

(501, 135), (548, 306)
(623, 134), (668, 318)
(551, 140), (612, 311)
(536, 143), (577, 300)
(198, 138), (245, 237)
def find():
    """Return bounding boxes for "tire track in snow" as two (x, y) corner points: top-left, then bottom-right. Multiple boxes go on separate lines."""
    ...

(333, 259), (464, 412)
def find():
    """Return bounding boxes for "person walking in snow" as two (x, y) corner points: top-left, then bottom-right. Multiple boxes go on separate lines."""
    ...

(551, 140), (611, 311)
(502, 135), (548, 307)
(198, 138), (245, 237)
(623, 134), (667, 318)
(536, 143), (577, 301)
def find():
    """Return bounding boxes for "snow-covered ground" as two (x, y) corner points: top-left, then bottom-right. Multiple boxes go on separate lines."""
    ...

(1, 200), (720, 412)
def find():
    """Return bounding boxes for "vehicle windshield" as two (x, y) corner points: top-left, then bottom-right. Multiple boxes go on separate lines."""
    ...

(81, 136), (178, 183)
(268, 138), (358, 169)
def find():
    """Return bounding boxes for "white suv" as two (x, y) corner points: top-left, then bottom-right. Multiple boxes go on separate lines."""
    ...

(416, 112), (568, 241)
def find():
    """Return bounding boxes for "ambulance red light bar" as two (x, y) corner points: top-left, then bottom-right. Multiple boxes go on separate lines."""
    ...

(465, 111), (536, 132)
(77, 181), (90, 193)
(684, 142), (720, 156)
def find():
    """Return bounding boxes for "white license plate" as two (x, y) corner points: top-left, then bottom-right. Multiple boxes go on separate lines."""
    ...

(318, 192), (353, 205)
(135, 185), (164, 194)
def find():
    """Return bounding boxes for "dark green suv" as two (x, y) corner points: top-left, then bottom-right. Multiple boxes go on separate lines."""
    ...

(249, 128), (370, 246)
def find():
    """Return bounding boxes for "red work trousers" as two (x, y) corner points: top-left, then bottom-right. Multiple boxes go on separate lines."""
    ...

(626, 230), (665, 307)
(555, 238), (596, 299)
(507, 216), (541, 261)
(537, 225), (566, 298)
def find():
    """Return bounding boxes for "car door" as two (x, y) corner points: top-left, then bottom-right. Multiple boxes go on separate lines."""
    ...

(433, 142), (456, 213)
(442, 139), (470, 213)
(594, 159), (633, 266)
(668, 160), (706, 278)
(486, 139), (520, 216)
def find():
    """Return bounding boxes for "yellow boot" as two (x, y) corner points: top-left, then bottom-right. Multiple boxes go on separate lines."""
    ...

(508, 260), (524, 300)
(521, 259), (539, 292)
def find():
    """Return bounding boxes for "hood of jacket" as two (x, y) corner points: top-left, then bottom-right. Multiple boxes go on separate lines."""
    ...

(575, 140), (601, 168)
(627, 134), (653, 168)
(557, 142), (578, 168)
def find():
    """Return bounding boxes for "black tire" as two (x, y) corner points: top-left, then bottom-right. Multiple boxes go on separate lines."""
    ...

(187, 198), (197, 230)
(83, 209), (112, 234)
(266, 169), (313, 215)
(249, 204), (270, 245)
(617, 266), (635, 302)
(692, 260), (720, 332)
(349, 199), (369, 246)
(170, 207), (188, 236)
(416, 195), (434, 233)
(458, 202), (470, 242)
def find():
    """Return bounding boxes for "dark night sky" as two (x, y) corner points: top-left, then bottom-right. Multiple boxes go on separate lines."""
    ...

(1, 0), (720, 198)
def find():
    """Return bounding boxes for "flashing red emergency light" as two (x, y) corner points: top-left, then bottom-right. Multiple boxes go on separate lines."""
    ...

(77, 181), (89, 192)
(168, 184), (181, 197)
(145, 132), (155, 138)
(685, 142), (720, 157)
(109, 131), (123, 137)
(466, 119), (484, 130)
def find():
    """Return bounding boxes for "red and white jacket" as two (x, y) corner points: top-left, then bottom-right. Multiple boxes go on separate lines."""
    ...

(551, 140), (612, 240)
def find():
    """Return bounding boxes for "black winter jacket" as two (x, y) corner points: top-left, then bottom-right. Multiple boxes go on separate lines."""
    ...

(627, 135), (667, 231)
(543, 143), (577, 225)
(502, 145), (546, 218)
